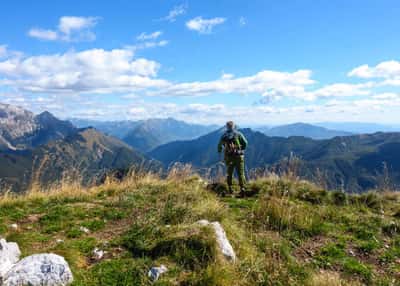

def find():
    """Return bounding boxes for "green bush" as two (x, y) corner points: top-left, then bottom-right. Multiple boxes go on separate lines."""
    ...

(66, 227), (83, 238)
(161, 198), (188, 225)
(81, 219), (106, 232)
(331, 191), (347, 206)
(296, 188), (328, 204)
(357, 240), (380, 253)
(206, 182), (229, 196)
(151, 235), (215, 270)
(382, 221), (400, 237)
(357, 192), (382, 209)
(71, 237), (97, 255)
(122, 222), (162, 256)
(342, 258), (372, 282)
(84, 258), (150, 286)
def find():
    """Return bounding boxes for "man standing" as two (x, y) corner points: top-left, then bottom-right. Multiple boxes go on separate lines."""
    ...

(218, 121), (248, 197)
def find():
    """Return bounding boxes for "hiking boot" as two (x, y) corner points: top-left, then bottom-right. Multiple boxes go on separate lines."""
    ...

(238, 188), (246, 198)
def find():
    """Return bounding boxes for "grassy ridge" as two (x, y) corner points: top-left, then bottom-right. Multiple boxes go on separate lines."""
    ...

(0, 172), (400, 285)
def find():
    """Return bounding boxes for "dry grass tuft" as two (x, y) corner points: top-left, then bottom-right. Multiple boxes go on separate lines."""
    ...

(308, 271), (363, 286)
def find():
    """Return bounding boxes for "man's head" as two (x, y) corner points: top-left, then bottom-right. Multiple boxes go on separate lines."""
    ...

(226, 121), (235, 130)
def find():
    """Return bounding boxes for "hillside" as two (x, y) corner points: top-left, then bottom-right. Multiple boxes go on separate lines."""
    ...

(0, 128), (156, 192)
(150, 129), (400, 192)
(0, 173), (399, 285)
(258, 123), (352, 139)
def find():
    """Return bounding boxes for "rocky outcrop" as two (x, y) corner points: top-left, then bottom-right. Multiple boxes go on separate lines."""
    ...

(197, 220), (236, 262)
(0, 239), (73, 286)
(0, 239), (21, 280)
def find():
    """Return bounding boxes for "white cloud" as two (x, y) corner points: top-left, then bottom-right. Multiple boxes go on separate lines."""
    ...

(0, 48), (168, 94)
(160, 4), (187, 22)
(221, 73), (234, 80)
(28, 28), (58, 41)
(58, 16), (98, 35)
(127, 40), (169, 52)
(157, 69), (315, 98)
(311, 82), (373, 98)
(2, 46), (398, 124)
(129, 31), (168, 52)
(137, 31), (163, 41)
(186, 17), (226, 34)
(372, 92), (400, 100)
(348, 60), (400, 79)
(27, 16), (99, 42)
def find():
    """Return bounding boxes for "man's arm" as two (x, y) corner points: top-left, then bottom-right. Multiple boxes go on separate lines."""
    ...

(238, 132), (248, 150)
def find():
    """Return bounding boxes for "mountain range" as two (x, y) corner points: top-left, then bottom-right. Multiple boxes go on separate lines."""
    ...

(0, 104), (76, 151)
(71, 117), (218, 152)
(315, 122), (400, 134)
(257, 123), (353, 139)
(0, 105), (157, 192)
(2, 103), (400, 193)
(150, 128), (400, 192)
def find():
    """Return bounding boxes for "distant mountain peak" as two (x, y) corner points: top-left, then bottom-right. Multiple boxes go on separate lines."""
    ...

(36, 110), (56, 120)
(258, 122), (352, 140)
(0, 103), (76, 151)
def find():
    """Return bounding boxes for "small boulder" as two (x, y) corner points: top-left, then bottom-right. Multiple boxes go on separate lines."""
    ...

(79, 226), (90, 234)
(197, 220), (236, 262)
(2, 253), (73, 286)
(148, 265), (167, 282)
(0, 238), (21, 279)
(92, 248), (105, 260)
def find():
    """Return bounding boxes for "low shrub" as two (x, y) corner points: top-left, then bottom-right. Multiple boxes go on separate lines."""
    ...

(331, 191), (347, 206)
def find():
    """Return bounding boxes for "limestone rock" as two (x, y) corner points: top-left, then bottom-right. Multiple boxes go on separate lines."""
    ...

(148, 265), (167, 281)
(92, 248), (105, 260)
(9, 224), (18, 231)
(2, 253), (73, 286)
(0, 238), (21, 279)
(79, 226), (90, 234)
(197, 220), (236, 262)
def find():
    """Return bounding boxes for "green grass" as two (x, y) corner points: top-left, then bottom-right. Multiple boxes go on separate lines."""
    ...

(1, 175), (400, 285)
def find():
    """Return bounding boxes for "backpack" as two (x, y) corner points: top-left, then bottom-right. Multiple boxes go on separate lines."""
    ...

(223, 132), (242, 156)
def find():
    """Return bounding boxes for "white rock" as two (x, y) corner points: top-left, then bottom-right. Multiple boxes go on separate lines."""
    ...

(196, 220), (236, 262)
(9, 224), (18, 230)
(197, 219), (210, 226)
(92, 248), (105, 260)
(210, 222), (236, 262)
(79, 226), (90, 234)
(0, 238), (21, 279)
(56, 239), (64, 244)
(3, 253), (73, 286)
(148, 265), (167, 281)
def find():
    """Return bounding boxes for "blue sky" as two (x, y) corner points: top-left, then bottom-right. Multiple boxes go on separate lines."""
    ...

(0, 0), (400, 125)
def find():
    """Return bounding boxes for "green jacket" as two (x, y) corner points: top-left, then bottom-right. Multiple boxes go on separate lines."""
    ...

(218, 130), (248, 154)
